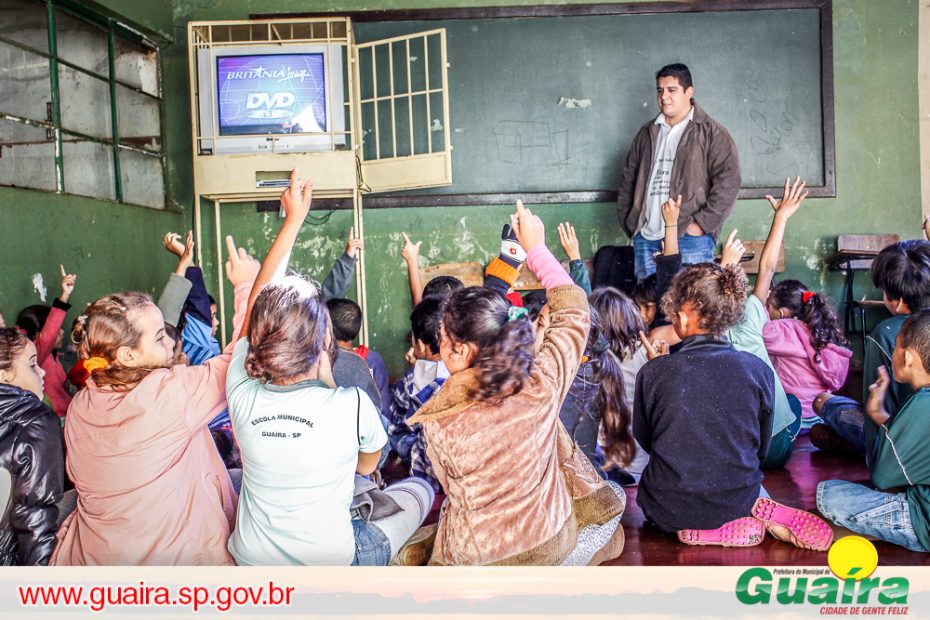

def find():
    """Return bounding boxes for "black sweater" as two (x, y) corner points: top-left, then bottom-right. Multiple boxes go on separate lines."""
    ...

(633, 335), (775, 532)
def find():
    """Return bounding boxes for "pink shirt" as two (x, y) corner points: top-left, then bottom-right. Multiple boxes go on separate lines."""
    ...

(51, 282), (250, 566)
(762, 318), (852, 419)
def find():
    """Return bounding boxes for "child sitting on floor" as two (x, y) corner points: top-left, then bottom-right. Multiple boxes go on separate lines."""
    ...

(559, 306), (636, 483)
(15, 265), (77, 417)
(226, 170), (432, 566)
(817, 309), (930, 553)
(50, 236), (257, 566)
(762, 280), (851, 426)
(635, 261), (833, 551)
(633, 275), (658, 329)
(327, 297), (391, 418)
(388, 295), (448, 492)
(0, 327), (64, 565)
(407, 201), (625, 566)
(813, 238), (930, 457)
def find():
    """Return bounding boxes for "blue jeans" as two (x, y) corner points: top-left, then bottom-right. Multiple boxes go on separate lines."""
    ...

(820, 396), (866, 454)
(817, 480), (927, 553)
(633, 232), (715, 280)
(351, 519), (393, 565)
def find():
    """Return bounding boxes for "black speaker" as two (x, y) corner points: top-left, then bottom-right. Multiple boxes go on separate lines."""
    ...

(592, 245), (637, 296)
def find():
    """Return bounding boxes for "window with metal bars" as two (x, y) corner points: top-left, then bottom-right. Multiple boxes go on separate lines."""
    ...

(0, 0), (165, 209)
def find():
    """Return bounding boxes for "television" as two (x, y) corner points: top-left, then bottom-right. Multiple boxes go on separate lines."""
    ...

(197, 44), (346, 155)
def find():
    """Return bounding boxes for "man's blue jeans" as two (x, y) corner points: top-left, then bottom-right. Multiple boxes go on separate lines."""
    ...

(819, 396), (867, 454)
(633, 232), (715, 280)
(817, 480), (927, 552)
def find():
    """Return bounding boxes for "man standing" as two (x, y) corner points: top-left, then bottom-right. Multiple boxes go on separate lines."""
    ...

(617, 64), (741, 279)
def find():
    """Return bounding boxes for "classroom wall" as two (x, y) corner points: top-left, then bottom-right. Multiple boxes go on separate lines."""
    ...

(1, 0), (922, 383)
(0, 1), (183, 328)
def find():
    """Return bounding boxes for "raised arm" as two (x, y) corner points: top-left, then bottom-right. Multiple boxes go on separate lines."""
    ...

(320, 227), (361, 301)
(35, 266), (75, 365)
(752, 176), (808, 302)
(401, 232), (424, 306)
(157, 231), (195, 326)
(662, 195), (681, 257)
(557, 222), (591, 295)
(514, 201), (589, 403)
(239, 168), (314, 340)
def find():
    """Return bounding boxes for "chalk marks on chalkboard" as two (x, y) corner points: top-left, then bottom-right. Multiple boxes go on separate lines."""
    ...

(742, 66), (818, 179)
(493, 121), (569, 166)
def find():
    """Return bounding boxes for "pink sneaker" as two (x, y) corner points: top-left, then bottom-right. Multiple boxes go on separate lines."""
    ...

(751, 497), (834, 551)
(677, 517), (766, 547)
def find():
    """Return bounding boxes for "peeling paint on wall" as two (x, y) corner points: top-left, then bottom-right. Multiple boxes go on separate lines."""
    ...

(558, 97), (592, 109)
(31, 273), (47, 302)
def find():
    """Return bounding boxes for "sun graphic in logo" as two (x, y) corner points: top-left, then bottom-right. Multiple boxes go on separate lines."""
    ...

(828, 535), (879, 580)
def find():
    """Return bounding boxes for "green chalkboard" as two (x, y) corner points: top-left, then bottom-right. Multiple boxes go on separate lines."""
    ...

(353, 5), (833, 203)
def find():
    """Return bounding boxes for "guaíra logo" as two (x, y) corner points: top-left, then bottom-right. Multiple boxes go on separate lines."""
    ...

(735, 536), (909, 614)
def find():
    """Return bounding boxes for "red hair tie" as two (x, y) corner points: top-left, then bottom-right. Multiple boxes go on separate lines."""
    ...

(802, 291), (816, 304)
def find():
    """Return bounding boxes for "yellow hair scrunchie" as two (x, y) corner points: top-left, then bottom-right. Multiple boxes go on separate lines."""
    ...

(83, 357), (110, 373)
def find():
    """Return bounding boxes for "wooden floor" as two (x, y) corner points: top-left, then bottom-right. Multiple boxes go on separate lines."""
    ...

(603, 435), (930, 566)
(394, 435), (930, 566)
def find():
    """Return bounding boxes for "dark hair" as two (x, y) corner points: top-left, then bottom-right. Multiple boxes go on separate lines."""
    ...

(588, 287), (646, 359)
(16, 305), (51, 342)
(411, 295), (445, 355)
(246, 276), (330, 384)
(521, 290), (548, 322)
(585, 307), (635, 467)
(0, 327), (29, 373)
(72, 291), (161, 391)
(423, 275), (464, 300)
(442, 286), (535, 402)
(769, 280), (847, 357)
(326, 298), (362, 342)
(656, 63), (693, 90)
(661, 263), (748, 336)
(633, 274), (658, 308)
(900, 309), (930, 373)
(870, 240), (930, 312)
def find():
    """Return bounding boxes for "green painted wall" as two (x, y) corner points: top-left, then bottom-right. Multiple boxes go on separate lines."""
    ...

(0, 1), (183, 329)
(169, 0), (922, 379)
(2, 0), (921, 383)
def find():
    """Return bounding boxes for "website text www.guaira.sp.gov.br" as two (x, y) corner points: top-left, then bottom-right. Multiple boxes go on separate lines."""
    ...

(18, 580), (294, 612)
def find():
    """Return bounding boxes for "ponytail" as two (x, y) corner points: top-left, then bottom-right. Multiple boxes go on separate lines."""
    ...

(585, 308), (635, 467)
(769, 280), (847, 357)
(443, 287), (535, 402)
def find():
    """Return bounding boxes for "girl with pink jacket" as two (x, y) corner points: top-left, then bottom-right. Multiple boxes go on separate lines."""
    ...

(762, 280), (852, 421)
(51, 239), (257, 565)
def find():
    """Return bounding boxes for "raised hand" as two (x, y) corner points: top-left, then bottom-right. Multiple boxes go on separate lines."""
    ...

(719, 229), (746, 268)
(662, 194), (682, 226)
(765, 176), (808, 220)
(162, 232), (186, 257)
(59, 264), (76, 303)
(923, 215), (930, 242)
(280, 167), (313, 224)
(865, 366), (892, 426)
(224, 235), (260, 286)
(345, 227), (363, 258)
(401, 232), (422, 264)
(557, 222), (581, 261)
(510, 199), (545, 252)
(639, 330), (668, 360)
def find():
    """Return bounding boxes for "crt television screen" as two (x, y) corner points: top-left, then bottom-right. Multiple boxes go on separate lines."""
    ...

(216, 54), (328, 136)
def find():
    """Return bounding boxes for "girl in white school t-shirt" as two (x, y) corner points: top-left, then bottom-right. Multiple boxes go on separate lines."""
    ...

(226, 170), (432, 565)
